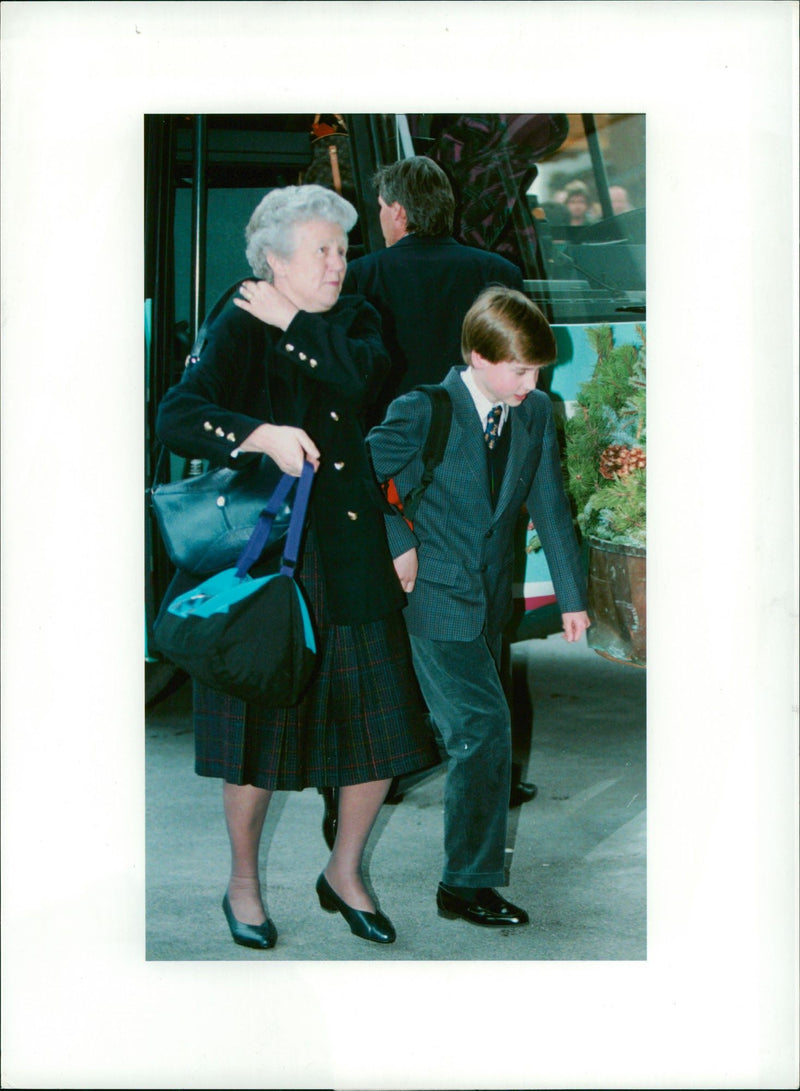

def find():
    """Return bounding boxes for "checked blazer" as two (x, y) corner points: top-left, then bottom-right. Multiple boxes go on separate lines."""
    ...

(367, 366), (587, 643)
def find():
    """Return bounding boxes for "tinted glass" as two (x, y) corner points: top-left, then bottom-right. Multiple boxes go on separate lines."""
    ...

(405, 112), (646, 323)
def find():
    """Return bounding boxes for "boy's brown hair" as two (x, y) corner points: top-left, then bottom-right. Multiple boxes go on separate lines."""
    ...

(461, 286), (556, 367)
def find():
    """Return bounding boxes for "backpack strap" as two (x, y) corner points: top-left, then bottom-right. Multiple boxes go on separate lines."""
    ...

(400, 384), (453, 523)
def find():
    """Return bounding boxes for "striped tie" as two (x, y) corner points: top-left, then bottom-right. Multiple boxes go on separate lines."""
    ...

(484, 405), (503, 450)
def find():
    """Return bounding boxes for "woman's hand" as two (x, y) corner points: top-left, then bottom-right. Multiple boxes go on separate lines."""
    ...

(393, 548), (418, 594)
(561, 611), (591, 642)
(237, 423), (320, 476)
(233, 279), (299, 331)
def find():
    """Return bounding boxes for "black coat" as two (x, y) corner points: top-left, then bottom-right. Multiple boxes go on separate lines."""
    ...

(155, 294), (404, 626)
(343, 234), (523, 418)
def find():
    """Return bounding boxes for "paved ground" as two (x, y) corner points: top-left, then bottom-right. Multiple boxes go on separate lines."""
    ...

(145, 632), (646, 962)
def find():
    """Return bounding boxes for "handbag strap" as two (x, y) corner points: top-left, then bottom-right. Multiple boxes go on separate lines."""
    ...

(235, 460), (315, 579)
(188, 278), (248, 364)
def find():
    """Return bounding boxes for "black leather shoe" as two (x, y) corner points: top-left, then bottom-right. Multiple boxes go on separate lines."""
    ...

(222, 892), (277, 950)
(509, 780), (538, 808)
(436, 884), (530, 927)
(316, 873), (396, 944)
(320, 786), (338, 851)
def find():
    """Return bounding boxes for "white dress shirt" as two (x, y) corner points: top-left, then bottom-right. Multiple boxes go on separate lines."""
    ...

(460, 366), (509, 437)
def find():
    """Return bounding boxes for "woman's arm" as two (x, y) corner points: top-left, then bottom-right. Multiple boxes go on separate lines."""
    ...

(155, 304), (318, 474)
(235, 280), (391, 408)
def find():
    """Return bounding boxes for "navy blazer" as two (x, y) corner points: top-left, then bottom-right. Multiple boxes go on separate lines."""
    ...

(343, 234), (523, 416)
(367, 367), (587, 642)
(156, 294), (405, 626)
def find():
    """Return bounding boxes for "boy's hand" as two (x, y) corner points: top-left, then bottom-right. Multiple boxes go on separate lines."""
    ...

(561, 611), (591, 642)
(393, 548), (418, 593)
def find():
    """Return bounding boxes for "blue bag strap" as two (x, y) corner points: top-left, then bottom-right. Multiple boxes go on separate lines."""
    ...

(235, 460), (315, 579)
(276, 459), (314, 577)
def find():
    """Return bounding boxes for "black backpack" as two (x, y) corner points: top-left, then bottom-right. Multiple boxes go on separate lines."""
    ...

(382, 384), (452, 527)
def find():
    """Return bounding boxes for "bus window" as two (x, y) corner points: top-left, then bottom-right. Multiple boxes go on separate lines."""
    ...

(526, 113), (646, 321)
(405, 112), (645, 323)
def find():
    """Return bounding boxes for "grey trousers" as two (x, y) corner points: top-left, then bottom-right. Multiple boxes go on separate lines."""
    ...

(409, 631), (511, 888)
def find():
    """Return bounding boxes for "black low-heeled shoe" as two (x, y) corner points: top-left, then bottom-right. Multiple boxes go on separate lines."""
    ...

(222, 892), (277, 950)
(315, 873), (396, 944)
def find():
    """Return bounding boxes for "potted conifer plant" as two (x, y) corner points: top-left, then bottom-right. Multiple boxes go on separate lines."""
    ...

(565, 325), (646, 666)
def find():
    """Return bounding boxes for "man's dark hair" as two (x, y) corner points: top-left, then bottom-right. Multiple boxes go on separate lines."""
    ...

(372, 156), (455, 237)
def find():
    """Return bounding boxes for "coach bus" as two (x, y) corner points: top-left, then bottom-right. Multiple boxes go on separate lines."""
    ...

(145, 112), (646, 702)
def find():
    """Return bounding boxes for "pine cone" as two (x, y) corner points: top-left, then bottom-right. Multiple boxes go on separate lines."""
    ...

(599, 444), (646, 479)
(599, 444), (627, 479)
(625, 447), (646, 473)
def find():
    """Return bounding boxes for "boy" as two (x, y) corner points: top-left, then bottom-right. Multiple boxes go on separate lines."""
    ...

(367, 286), (590, 928)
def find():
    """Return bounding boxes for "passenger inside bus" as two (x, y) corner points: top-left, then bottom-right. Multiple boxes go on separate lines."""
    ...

(563, 180), (597, 226)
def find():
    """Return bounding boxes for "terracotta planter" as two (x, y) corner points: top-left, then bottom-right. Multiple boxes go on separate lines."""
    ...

(586, 537), (646, 667)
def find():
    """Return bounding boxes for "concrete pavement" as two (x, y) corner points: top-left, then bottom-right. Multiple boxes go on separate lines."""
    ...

(145, 632), (646, 962)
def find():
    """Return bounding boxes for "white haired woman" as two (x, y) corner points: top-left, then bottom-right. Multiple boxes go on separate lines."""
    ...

(156, 185), (437, 950)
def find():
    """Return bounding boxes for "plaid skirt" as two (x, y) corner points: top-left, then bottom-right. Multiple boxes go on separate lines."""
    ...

(193, 530), (439, 790)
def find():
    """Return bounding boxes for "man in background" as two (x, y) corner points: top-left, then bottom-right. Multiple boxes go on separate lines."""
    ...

(344, 155), (524, 425)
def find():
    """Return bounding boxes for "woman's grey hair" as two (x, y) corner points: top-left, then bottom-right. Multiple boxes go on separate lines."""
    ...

(245, 185), (358, 280)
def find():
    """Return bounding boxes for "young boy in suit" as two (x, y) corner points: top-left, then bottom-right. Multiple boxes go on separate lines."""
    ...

(367, 286), (590, 928)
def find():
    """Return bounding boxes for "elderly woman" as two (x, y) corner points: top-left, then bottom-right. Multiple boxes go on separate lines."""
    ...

(156, 185), (437, 950)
